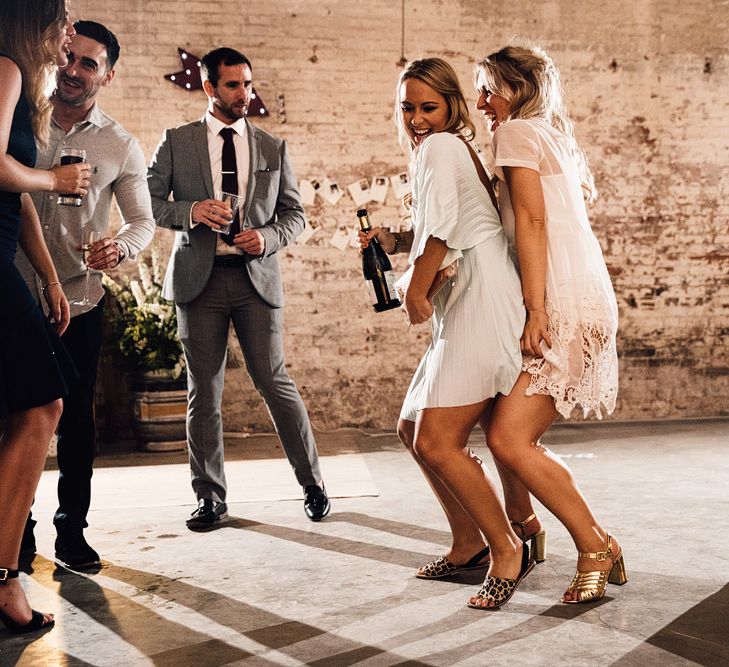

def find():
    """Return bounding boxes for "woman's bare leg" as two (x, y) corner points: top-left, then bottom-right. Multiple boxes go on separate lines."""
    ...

(0, 400), (62, 626)
(479, 411), (541, 537)
(412, 402), (524, 585)
(398, 418), (487, 564)
(486, 372), (620, 601)
(399, 400), (542, 566)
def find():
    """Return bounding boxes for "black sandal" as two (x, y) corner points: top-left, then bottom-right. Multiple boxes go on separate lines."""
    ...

(0, 568), (55, 635)
(467, 542), (535, 610)
(416, 545), (491, 579)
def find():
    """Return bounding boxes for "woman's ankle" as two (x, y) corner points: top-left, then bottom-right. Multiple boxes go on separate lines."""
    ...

(575, 530), (620, 568)
(448, 539), (488, 561)
(509, 513), (541, 540)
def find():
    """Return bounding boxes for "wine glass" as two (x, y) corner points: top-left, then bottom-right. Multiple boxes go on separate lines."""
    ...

(71, 227), (95, 307)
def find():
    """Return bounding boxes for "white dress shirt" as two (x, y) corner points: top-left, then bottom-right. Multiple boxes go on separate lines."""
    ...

(205, 112), (249, 256)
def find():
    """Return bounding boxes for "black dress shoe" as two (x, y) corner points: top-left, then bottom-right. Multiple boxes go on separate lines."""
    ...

(304, 485), (330, 522)
(186, 499), (228, 531)
(55, 529), (101, 571)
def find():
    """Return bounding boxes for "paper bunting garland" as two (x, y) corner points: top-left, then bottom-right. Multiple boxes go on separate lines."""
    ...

(296, 172), (412, 250)
(301, 172), (409, 210)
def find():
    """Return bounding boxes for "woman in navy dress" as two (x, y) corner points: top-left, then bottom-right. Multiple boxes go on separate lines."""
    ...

(0, 0), (90, 634)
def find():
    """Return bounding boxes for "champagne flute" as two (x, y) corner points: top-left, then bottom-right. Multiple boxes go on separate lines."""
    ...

(72, 227), (95, 306)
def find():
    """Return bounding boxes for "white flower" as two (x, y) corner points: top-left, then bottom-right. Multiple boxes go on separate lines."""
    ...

(130, 280), (145, 307)
(138, 259), (153, 292)
(173, 358), (186, 379)
(102, 273), (120, 296)
(151, 245), (163, 284)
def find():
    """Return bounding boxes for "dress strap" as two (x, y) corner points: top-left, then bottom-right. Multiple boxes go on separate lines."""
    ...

(460, 139), (499, 213)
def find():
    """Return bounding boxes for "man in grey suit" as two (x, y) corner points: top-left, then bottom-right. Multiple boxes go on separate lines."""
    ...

(147, 47), (329, 529)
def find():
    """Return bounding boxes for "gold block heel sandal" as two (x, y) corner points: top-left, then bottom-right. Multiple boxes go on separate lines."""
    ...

(511, 513), (547, 563)
(562, 533), (627, 604)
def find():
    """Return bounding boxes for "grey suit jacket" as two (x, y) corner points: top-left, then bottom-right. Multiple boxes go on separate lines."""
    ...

(147, 117), (305, 307)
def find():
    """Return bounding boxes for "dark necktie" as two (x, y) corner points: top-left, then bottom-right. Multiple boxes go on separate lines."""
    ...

(220, 127), (240, 245)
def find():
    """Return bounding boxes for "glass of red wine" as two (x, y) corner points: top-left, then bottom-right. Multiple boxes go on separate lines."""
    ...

(59, 147), (86, 207)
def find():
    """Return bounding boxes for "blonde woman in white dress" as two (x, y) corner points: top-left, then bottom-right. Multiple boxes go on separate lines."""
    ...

(360, 58), (536, 609)
(471, 44), (627, 606)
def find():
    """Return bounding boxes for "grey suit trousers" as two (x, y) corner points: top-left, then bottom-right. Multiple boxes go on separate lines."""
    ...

(177, 264), (322, 503)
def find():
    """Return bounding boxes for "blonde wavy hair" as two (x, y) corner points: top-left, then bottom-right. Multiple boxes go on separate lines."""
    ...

(394, 57), (476, 155)
(0, 0), (66, 147)
(475, 44), (597, 202)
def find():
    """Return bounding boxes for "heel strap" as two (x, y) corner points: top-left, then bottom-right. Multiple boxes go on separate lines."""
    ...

(577, 533), (614, 561)
(511, 514), (538, 540)
(510, 513), (537, 530)
(0, 568), (20, 583)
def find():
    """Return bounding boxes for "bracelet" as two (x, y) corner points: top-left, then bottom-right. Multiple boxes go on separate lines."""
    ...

(41, 281), (61, 294)
(391, 232), (405, 255)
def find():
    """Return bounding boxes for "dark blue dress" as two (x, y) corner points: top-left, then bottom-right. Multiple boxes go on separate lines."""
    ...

(0, 55), (75, 417)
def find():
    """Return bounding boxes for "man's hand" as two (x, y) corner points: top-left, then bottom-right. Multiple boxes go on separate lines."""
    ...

(234, 229), (265, 256)
(50, 162), (91, 196)
(191, 198), (233, 230)
(85, 236), (122, 270)
(84, 236), (121, 271)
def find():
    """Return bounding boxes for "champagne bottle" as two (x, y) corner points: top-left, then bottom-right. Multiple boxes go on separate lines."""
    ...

(358, 209), (401, 312)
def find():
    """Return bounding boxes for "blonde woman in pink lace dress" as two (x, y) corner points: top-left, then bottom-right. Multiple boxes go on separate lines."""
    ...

(469, 44), (627, 607)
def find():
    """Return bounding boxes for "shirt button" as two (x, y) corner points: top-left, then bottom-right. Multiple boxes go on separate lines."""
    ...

(44, 225), (49, 230)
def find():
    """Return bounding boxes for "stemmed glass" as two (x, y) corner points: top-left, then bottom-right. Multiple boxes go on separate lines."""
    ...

(71, 227), (95, 307)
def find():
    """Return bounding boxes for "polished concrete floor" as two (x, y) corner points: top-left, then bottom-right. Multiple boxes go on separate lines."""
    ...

(1, 420), (728, 666)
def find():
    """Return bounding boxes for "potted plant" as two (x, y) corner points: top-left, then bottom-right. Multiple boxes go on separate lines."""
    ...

(103, 247), (187, 452)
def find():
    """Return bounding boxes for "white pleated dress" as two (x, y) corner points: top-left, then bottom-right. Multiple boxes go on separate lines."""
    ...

(400, 132), (525, 422)
(492, 118), (619, 419)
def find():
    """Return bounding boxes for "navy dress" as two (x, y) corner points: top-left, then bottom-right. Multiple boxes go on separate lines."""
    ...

(0, 56), (75, 417)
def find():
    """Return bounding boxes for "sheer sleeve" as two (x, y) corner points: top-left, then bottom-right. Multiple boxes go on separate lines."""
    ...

(492, 119), (543, 178)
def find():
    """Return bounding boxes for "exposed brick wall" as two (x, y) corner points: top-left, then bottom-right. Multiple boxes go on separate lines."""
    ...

(75, 0), (728, 435)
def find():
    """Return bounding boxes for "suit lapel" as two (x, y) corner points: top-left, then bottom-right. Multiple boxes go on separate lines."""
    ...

(193, 119), (214, 199)
(244, 119), (260, 221)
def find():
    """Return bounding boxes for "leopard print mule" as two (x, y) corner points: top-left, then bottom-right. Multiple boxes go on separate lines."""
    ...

(416, 545), (491, 579)
(467, 542), (535, 610)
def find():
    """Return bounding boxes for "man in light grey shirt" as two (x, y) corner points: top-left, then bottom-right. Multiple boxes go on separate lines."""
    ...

(16, 20), (155, 570)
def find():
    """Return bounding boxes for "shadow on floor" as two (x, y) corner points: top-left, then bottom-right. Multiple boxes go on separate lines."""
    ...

(613, 582), (729, 666)
(0, 555), (434, 666)
(3, 507), (723, 665)
(222, 516), (438, 569)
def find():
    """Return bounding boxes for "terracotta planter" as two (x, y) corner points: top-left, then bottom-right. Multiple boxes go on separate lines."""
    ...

(132, 370), (187, 452)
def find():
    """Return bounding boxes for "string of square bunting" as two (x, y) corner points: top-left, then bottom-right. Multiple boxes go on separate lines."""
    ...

(296, 171), (412, 248)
